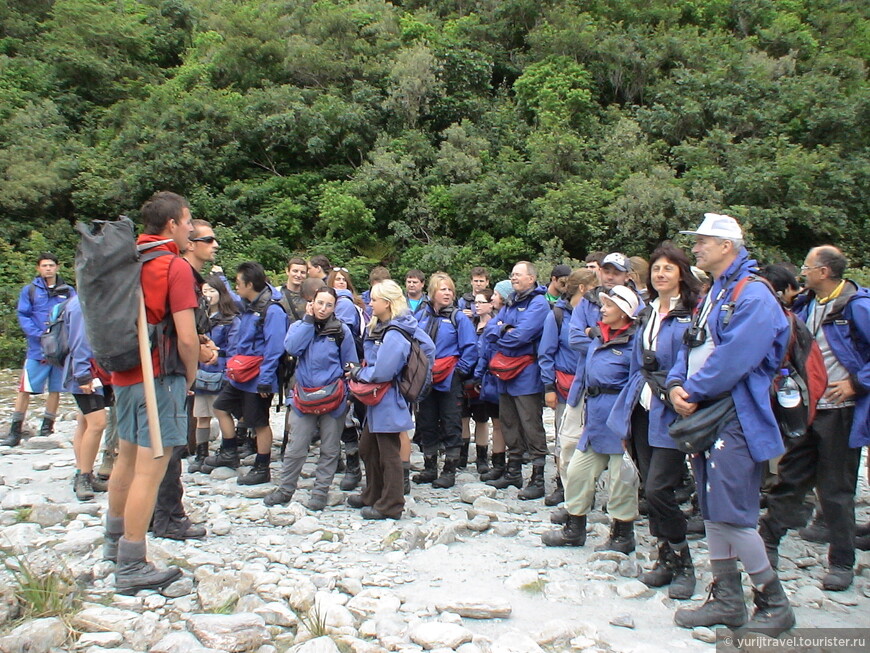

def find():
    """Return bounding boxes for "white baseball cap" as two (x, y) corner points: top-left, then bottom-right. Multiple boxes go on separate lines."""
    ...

(601, 252), (630, 272)
(680, 213), (743, 240)
(598, 285), (640, 319)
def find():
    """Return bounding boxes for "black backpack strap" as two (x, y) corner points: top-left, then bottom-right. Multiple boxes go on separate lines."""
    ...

(553, 306), (564, 334)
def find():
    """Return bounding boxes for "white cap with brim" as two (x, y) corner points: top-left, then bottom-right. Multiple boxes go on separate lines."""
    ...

(680, 213), (743, 240)
(599, 285), (640, 320)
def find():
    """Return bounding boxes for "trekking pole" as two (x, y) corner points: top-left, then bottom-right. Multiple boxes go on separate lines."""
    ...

(137, 291), (164, 458)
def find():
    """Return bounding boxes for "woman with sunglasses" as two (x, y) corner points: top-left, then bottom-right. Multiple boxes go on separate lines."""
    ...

(265, 286), (358, 510)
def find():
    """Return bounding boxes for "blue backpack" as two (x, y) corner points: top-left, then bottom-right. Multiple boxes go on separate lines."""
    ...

(40, 300), (71, 368)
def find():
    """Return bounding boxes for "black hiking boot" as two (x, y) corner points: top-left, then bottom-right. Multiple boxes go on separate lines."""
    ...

(486, 456), (522, 489)
(474, 445), (490, 475)
(541, 514), (586, 547)
(736, 576), (795, 638)
(1, 419), (23, 447)
(413, 454), (438, 484)
(38, 418), (55, 437)
(480, 452), (505, 481)
(457, 441), (470, 469)
(545, 475), (564, 506)
(518, 463), (545, 500)
(188, 442), (209, 473)
(595, 519), (635, 554)
(432, 457), (458, 489)
(202, 445), (240, 472)
(674, 568), (748, 629)
(340, 452), (362, 491)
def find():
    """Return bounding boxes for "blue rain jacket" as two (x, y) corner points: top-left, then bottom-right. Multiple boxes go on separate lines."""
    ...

(607, 302), (694, 449)
(475, 320), (500, 404)
(334, 290), (364, 337)
(199, 313), (240, 376)
(18, 276), (76, 360)
(538, 298), (578, 403)
(666, 249), (790, 463)
(285, 315), (359, 418)
(577, 323), (638, 455)
(229, 287), (289, 394)
(416, 305), (478, 392)
(792, 281), (870, 447)
(355, 312), (436, 433)
(487, 285), (549, 396)
(61, 296), (102, 395)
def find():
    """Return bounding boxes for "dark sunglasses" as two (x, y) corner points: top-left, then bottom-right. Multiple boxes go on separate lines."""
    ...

(190, 236), (217, 243)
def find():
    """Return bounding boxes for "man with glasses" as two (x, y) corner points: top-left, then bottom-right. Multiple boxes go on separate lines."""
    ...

(759, 245), (870, 591)
(459, 267), (490, 318)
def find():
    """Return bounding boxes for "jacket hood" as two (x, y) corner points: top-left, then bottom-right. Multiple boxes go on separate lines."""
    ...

(33, 274), (72, 295)
(509, 284), (547, 306)
(554, 297), (574, 312)
(717, 247), (756, 284)
(315, 314), (344, 338)
(794, 279), (864, 315)
(367, 310), (419, 340)
(335, 288), (354, 300)
(246, 286), (274, 314)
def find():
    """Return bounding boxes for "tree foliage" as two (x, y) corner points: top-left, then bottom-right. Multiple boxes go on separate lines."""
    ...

(1, 0), (869, 365)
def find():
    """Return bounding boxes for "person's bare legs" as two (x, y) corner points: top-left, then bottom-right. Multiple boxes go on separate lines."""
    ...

(399, 431), (411, 462)
(474, 420), (489, 447)
(74, 410), (106, 474)
(45, 392), (60, 415)
(215, 408), (236, 440)
(255, 424), (272, 454)
(13, 391), (30, 415)
(108, 439), (173, 541)
(491, 418), (505, 454)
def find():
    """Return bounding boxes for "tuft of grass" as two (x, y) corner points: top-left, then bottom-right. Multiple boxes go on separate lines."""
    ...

(519, 578), (548, 595)
(209, 596), (239, 615)
(9, 554), (81, 619)
(298, 602), (329, 638)
(14, 507), (32, 523)
(319, 531), (335, 542)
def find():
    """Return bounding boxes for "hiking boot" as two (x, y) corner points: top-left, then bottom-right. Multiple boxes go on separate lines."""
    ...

(518, 464), (545, 500)
(798, 513), (830, 544)
(238, 463), (270, 486)
(545, 475), (564, 506)
(90, 474), (108, 493)
(202, 445), (240, 471)
(74, 472), (95, 501)
(640, 540), (677, 588)
(403, 465), (410, 495)
(114, 539), (182, 596)
(264, 488), (294, 507)
(857, 534), (870, 551)
(669, 546), (697, 600)
(103, 533), (120, 563)
(674, 569), (748, 629)
(96, 449), (115, 480)
(1, 420), (23, 447)
(239, 436), (257, 459)
(307, 494), (327, 511)
(474, 445), (490, 475)
(188, 442), (209, 473)
(340, 452), (362, 491)
(480, 452), (505, 481)
(822, 565), (853, 591)
(857, 521), (870, 538)
(550, 506), (569, 524)
(361, 506), (391, 520)
(541, 514), (586, 547)
(487, 456), (522, 489)
(595, 520), (635, 554)
(457, 441), (470, 469)
(737, 576), (795, 637)
(161, 523), (207, 540)
(413, 455), (438, 484)
(38, 418), (55, 437)
(347, 494), (366, 509)
(433, 457), (458, 488)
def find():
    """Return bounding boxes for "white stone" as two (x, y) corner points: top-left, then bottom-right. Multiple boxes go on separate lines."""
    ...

(162, 576), (194, 598)
(0, 523), (42, 552)
(278, 574), (317, 612)
(255, 601), (298, 627)
(435, 598), (511, 619)
(615, 580), (649, 599)
(466, 515), (491, 532)
(291, 516), (322, 535)
(793, 584), (826, 608)
(186, 613), (269, 652)
(73, 606), (140, 632)
(28, 502), (67, 527)
(409, 622), (473, 650)
(346, 588), (402, 618)
(0, 617), (67, 653)
(286, 636), (342, 653)
(22, 435), (64, 450)
(491, 631), (545, 653)
(210, 467), (238, 480)
(195, 568), (253, 612)
(533, 619), (597, 648)
(211, 518), (232, 535)
(504, 569), (541, 591)
(268, 508), (297, 527)
(125, 611), (170, 650)
(492, 523), (518, 537)
(77, 632), (125, 648)
(149, 631), (203, 653)
(459, 483), (496, 504)
(471, 496), (509, 514)
(692, 627), (717, 644)
(55, 526), (103, 554)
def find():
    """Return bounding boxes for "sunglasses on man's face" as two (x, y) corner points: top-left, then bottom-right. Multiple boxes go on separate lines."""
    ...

(191, 236), (217, 243)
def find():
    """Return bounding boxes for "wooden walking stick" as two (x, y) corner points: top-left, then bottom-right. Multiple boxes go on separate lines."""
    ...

(137, 291), (164, 459)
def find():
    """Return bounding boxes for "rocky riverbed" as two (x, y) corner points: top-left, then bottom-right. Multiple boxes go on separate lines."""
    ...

(0, 406), (868, 653)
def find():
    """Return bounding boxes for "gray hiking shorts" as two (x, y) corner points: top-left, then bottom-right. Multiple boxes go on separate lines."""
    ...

(115, 375), (188, 449)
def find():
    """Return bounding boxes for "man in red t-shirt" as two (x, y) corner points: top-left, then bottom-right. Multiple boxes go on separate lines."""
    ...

(105, 191), (200, 595)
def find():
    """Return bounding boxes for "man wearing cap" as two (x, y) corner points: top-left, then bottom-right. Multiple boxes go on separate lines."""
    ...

(485, 262), (550, 500)
(758, 245), (870, 592)
(666, 213), (794, 635)
(545, 264), (571, 307)
(542, 285), (640, 551)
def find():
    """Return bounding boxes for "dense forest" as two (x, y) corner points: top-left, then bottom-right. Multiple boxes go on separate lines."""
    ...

(1, 0), (869, 363)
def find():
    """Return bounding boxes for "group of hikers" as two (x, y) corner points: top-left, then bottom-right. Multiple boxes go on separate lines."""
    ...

(4, 193), (869, 639)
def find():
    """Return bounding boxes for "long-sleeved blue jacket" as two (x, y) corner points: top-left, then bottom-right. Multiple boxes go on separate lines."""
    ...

(607, 301), (693, 449)
(416, 305), (478, 392)
(18, 276), (76, 360)
(666, 249), (790, 463)
(487, 285), (549, 396)
(285, 315), (359, 418)
(474, 320), (500, 404)
(229, 288), (289, 394)
(577, 323), (638, 455)
(355, 312), (436, 432)
(61, 296), (102, 396)
(792, 281), (870, 448)
(538, 298), (578, 403)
